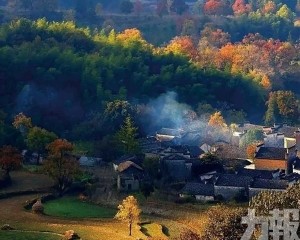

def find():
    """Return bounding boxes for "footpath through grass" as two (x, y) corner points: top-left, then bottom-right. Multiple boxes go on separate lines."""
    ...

(0, 231), (61, 240)
(44, 197), (116, 219)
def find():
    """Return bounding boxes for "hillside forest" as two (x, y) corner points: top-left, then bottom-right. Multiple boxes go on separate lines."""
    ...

(0, 0), (299, 157)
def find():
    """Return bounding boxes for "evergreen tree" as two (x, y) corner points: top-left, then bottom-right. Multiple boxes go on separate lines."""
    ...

(115, 116), (139, 154)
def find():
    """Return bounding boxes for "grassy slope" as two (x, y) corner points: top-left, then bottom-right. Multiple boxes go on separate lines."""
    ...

(44, 197), (116, 218)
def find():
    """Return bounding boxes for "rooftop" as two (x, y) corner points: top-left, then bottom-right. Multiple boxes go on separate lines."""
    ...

(181, 182), (214, 196)
(251, 179), (288, 190)
(117, 161), (143, 173)
(215, 174), (253, 188)
(255, 147), (287, 160)
(237, 168), (273, 179)
(162, 153), (190, 161)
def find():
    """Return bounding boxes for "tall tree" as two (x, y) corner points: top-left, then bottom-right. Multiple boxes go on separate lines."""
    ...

(115, 195), (141, 236)
(26, 127), (57, 164)
(240, 129), (264, 147)
(0, 145), (22, 178)
(204, 0), (231, 15)
(232, 0), (251, 15)
(208, 111), (227, 129)
(265, 91), (299, 125)
(12, 112), (32, 137)
(116, 116), (139, 154)
(43, 139), (79, 195)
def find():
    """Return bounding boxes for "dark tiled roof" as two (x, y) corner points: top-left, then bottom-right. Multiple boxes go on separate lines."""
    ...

(251, 179), (288, 190)
(187, 146), (205, 157)
(277, 126), (299, 138)
(255, 147), (287, 160)
(281, 173), (300, 182)
(178, 132), (201, 146)
(215, 174), (253, 188)
(162, 154), (189, 161)
(117, 161), (143, 173)
(292, 157), (300, 170)
(139, 137), (162, 153)
(114, 154), (144, 166)
(181, 182), (214, 196)
(237, 169), (273, 179)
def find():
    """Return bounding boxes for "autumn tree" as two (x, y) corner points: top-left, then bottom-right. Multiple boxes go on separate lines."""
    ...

(246, 142), (258, 160)
(265, 91), (299, 125)
(262, 1), (276, 14)
(43, 139), (79, 195)
(200, 27), (231, 48)
(26, 127), (57, 164)
(177, 229), (201, 240)
(204, 0), (231, 15)
(0, 145), (22, 179)
(249, 182), (300, 216)
(208, 111), (227, 129)
(276, 4), (295, 22)
(115, 195), (141, 236)
(165, 36), (196, 59)
(13, 112), (32, 136)
(116, 116), (139, 154)
(232, 0), (251, 15)
(202, 205), (247, 240)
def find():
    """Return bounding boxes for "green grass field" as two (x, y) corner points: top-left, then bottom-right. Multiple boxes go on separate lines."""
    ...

(44, 197), (116, 218)
(0, 231), (61, 240)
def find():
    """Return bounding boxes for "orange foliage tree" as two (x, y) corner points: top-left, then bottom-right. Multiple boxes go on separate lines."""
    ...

(0, 145), (22, 177)
(246, 143), (258, 160)
(12, 112), (32, 136)
(208, 111), (227, 129)
(43, 139), (80, 195)
(165, 36), (196, 59)
(262, 1), (276, 14)
(116, 28), (148, 48)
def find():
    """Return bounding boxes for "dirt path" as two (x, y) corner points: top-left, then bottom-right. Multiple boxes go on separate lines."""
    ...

(0, 170), (54, 194)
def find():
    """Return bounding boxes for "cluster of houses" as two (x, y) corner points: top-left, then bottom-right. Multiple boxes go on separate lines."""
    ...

(112, 123), (300, 202)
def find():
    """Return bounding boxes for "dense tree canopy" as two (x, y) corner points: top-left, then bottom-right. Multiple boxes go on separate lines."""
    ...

(0, 18), (267, 144)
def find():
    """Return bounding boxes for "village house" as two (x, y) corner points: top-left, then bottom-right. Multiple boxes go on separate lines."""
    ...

(179, 182), (214, 201)
(253, 144), (297, 173)
(116, 161), (144, 191)
(236, 168), (274, 179)
(161, 154), (193, 182)
(249, 179), (288, 198)
(113, 154), (144, 171)
(214, 174), (253, 200)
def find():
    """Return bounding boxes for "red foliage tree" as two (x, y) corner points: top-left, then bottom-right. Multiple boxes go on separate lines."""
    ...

(0, 145), (22, 177)
(232, 0), (251, 15)
(204, 0), (231, 15)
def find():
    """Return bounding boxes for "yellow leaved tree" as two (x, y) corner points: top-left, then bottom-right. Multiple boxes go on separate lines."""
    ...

(115, 195), (141, 236)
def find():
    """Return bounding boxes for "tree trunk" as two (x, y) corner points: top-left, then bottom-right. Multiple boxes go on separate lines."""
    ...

(129, 223), (132, 236)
